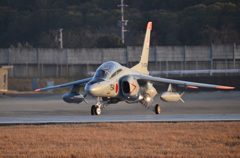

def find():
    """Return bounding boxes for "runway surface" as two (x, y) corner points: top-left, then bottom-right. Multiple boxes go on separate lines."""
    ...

(0, 91), (239, 124)
(0, 114), (240, 125)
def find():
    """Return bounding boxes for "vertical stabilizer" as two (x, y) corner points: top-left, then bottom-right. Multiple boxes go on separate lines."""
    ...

(131, 22), (152, 75)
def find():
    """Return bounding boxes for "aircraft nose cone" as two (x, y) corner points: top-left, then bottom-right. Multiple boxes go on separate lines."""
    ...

(85, 84), (96, 96)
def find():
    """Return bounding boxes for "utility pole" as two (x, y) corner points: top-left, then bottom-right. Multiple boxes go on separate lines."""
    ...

(59, 28), (63, 49)
(118, 0), (128, 44)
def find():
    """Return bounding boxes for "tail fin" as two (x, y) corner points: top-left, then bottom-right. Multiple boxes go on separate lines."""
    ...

(131, 22), (152, 75)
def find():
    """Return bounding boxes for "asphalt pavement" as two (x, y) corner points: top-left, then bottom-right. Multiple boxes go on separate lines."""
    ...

(0, 91), (239, 117)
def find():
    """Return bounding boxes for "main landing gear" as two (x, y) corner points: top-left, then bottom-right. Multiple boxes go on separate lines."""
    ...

(138, 93), (161, 115)
(91, 97), (161, 115)
(155, 104), (161, 114)
(91, 104), (161, 115)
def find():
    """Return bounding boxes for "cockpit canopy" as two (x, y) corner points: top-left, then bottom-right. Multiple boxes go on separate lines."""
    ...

(94, 61), (122, 79)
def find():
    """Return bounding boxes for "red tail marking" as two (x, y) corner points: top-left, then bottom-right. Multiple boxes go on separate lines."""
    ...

(35, 89), (41, 92)
(147, 22), (152, 30)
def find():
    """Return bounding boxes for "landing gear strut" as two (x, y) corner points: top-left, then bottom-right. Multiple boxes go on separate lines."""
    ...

(155, 104), (161, 114)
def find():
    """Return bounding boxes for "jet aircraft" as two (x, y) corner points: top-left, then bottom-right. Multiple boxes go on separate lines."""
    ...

(35, 22), (235, 115)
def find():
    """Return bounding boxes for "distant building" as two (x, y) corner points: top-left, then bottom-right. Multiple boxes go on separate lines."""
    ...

(0, 66), (13, 91)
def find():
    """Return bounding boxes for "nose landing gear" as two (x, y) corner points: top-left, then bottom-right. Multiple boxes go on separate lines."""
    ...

(91, 105), (101, 115)
(91, 97), (107, 115)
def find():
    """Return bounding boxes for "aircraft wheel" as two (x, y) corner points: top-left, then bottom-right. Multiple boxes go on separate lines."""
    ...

(155, 104), (161, 114)
(91, 105), (96, 115)
(95, 106), (101, 115)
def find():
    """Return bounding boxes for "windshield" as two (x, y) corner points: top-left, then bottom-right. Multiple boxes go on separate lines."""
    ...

(94, 61), (121, 79)
(95, 69), (111, 79)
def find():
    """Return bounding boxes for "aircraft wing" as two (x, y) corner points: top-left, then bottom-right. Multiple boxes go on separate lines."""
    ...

(35, 77), (93, 91)
(132, 75), (235, 89)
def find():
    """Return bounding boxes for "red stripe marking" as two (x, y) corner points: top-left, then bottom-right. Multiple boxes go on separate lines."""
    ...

(115, 83), (119, 93)
(216, 86), (235, 89)
(187, 86), (198, 89)
(35, 89), (40, 92)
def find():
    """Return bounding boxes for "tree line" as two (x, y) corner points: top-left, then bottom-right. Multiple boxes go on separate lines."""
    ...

(0, 0), (240, 48)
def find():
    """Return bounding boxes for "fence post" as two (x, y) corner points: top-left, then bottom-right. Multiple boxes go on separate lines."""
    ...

(56, 64), (58, 77)
(26, 62), (28, 78)
(196, 59), (198, 76)
(154, 46), (157, 71)
(159, 61), (161, 77)
(184, 46), (186, 70)
(41, 63), (43, 78)
(181, 61), (183, 77)
(225, 59), (228, 76)
(12, 64), (14, 78)
(210, 44), (213, 76)
(66, 49), (68, 77)
(71, 64), (74, 76)
(87, 62), (89, 77)
(6, 48), (10, 65)
(60, 64), (62, 77)
(101, 48), (104, 64)
(166, 60), (168, 78)
(233, 43), (236, 69)
(36, 48), (39, 65)
(36, 48), (40, 78)
(125, 47), (129, 67)
(31, 78), (38, 91)
(47, 81), (54, 92)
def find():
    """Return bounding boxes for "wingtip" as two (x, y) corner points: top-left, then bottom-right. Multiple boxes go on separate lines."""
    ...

(35, 89), (41, 92)
(216, 86), (235, 90)
(147, 22), (152, 30)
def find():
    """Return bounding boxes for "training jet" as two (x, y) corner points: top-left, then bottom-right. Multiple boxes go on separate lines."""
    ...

(35, 22), (235, 115)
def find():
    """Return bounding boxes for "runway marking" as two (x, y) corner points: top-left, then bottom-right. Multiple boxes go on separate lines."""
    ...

(0, 114), (240, 125)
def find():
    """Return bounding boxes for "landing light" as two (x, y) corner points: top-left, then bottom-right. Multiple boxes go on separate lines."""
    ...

(139, 95), (143, 100)
(146, 97), (151, 102)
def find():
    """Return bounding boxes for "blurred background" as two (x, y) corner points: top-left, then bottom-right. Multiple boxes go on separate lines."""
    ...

(0, 0), (240, 91)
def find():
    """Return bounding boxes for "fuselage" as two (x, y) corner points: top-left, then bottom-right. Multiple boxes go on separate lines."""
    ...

(84, 61), (157, 101)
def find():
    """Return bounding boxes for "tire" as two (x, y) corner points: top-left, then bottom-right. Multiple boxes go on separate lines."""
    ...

(155, 104), (161, 114)
(95, 106), (101, 115)
(91, 105), (96, 115)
